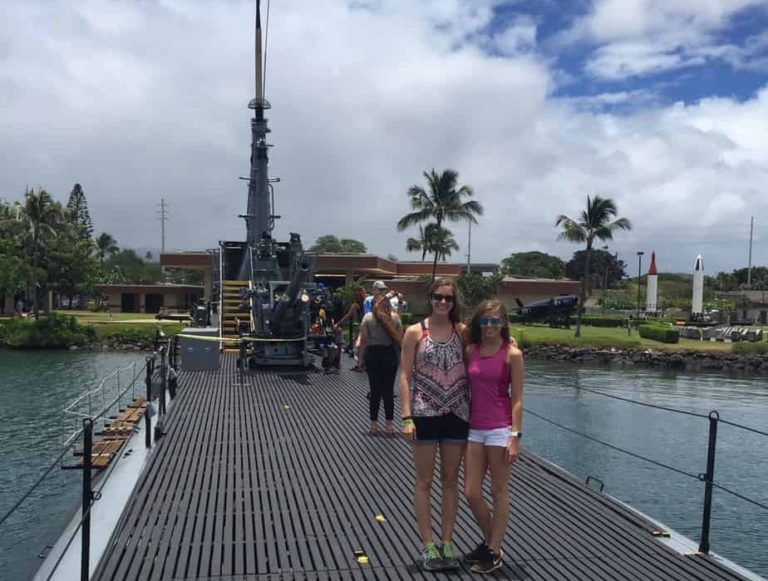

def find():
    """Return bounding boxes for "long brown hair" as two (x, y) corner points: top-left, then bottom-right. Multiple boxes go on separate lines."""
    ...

(373, 294), (403, 345)
(467, 299), (510, 345)
(427, 277), (463, 324)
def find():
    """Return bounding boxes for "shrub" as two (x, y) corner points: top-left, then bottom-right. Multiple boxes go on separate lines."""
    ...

(732, 342), (768, 355)
(639, 323), (679, 344)
(582, 315), (627, 328)
(0, 314), (97, 348)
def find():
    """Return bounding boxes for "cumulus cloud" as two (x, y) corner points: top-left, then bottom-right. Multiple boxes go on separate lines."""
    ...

(1, 0), (767, 275)
(569, 0), (768, 80)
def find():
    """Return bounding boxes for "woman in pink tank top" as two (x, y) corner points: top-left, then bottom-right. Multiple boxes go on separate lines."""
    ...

(462, 299), (524, 574)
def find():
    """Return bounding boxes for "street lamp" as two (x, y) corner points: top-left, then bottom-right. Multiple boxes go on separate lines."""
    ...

(636, 251), (645, 318)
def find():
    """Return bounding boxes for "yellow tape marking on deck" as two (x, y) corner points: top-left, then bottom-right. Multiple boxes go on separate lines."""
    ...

(375, 514), (386, 523)
(175, 334), (307, 344)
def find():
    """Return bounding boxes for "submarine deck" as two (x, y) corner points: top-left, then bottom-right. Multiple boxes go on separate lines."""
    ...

(92, 354), (750, 581)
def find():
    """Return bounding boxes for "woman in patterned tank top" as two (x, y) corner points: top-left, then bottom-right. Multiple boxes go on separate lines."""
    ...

(399, 277), (470, 571)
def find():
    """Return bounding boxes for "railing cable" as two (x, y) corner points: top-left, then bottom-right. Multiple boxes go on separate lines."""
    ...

(574, 386), (708, 418)
(0, 444), (74, 528)
(571, 385), (768, 436)
(525, 408), (702, 482)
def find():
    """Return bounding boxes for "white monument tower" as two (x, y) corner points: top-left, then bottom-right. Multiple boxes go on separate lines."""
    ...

(692, 254), (704, 320)
(646, 251), (658, 315)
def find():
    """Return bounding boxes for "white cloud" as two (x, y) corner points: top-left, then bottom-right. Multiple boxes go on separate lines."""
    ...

(1, 0), (767, 276)
(570, 0), (767, 80)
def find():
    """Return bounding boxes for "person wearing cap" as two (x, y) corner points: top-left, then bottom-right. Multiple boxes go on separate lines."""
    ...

(364, 280), (388, 314)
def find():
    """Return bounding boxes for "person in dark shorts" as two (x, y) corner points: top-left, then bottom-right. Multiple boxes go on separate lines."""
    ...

(399, 277), (469, 571)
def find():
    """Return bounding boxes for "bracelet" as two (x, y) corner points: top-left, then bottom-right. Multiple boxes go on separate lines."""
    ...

(402, 419), (415, 427)
(402, 415), (413, 421)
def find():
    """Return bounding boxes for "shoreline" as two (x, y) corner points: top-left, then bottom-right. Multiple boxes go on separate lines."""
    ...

(4, 338), (768, 375)
(523, 344), (768, 374)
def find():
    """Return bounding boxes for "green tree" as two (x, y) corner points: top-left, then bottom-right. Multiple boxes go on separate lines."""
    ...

(17, 189), (65, 318)
(459, 272), (503, 308)
(66, 183), (94, 239)
(309, 235), (367, 254)
(95, 232), (120, 265)
(48, 223), (99, 308)
(397, 169), (483, 280)
(501, 251), (566, 279)
(0, 202), (25, 296)
(556, 195), (631, 337)
(565, 249), (626, 291)
(104, 249), (162, 284)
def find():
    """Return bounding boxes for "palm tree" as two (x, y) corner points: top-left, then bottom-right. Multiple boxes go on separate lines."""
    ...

(405, 223), (459, 261)
(406, 226), (429, 261)
(17, 189), (63, 318)
(556, 195), (631, 337)
(427, 224), (459, 261)
(95, 232), (119, 265)
(397, 169), (483, 280)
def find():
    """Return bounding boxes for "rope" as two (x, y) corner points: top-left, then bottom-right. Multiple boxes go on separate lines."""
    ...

(525, 408), (701, 481)
(263, 0), (270, 98)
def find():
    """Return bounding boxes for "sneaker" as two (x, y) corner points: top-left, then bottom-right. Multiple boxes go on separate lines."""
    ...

(440, 542), (460, 569)
(419, 543), (444, 571)
(463, 541), (491, 565)
(471, 548), (503, 574)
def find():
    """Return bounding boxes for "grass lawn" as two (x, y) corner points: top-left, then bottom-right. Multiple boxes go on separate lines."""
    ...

(55, 310), (163, 323)
(510, 324), (735, 353)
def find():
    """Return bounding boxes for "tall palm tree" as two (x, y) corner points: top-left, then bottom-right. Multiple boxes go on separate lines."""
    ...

(556, 195), (631, 337)
(397, 169), (483, 280)
(95, 232), (119, 265)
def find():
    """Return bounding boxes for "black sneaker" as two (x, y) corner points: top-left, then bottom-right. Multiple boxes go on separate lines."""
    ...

(471, 548), (503, 574)
(463, 541), (491, 565)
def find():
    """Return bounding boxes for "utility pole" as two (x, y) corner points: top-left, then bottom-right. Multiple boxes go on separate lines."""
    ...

(747, 216), (754, 288)
(157, 198), (170, 252)
(466, 221), (472, 274)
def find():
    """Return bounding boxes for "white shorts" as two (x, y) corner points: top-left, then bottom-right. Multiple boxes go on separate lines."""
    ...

(468, 427), (511, 447)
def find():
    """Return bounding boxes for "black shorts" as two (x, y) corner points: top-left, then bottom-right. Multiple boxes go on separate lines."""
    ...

(413, 414), (469, 444)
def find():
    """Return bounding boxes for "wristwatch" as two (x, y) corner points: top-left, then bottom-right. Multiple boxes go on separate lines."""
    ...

(509, 430), (522, 439)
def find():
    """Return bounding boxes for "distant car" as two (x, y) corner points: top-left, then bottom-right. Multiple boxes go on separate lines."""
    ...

(514, 295), (579, 328)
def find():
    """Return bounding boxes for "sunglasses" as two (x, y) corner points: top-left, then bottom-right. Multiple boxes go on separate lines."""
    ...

(431, 293), (455, 304)
(478, 316), (503, 326)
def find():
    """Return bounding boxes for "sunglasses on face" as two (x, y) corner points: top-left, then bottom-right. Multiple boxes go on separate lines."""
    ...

(431, 293), (455, 304)
(478, 316), (503, 326)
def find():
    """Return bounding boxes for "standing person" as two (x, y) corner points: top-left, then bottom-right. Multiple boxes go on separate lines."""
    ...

(399, 277), (469, 571)
(358, 295), (403, 436)
(463, 299), (524, 574)
(334, 287), (366, 368)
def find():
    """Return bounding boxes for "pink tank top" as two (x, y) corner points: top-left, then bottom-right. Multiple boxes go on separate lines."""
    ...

(467, 342), (512, 430)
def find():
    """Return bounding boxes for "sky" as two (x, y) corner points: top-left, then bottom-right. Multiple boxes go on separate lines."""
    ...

(2, 0), (768, 276)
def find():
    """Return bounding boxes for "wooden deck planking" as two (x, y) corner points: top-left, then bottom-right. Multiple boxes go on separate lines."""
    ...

(92, 355), (752, 581)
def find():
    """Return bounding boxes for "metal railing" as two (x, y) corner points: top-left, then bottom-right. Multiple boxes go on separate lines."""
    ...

(526, 385), (768, 555)
(1, 339), (182, 581)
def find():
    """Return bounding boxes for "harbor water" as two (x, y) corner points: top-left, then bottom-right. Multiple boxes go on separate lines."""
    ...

(0, 353), (765, 580)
